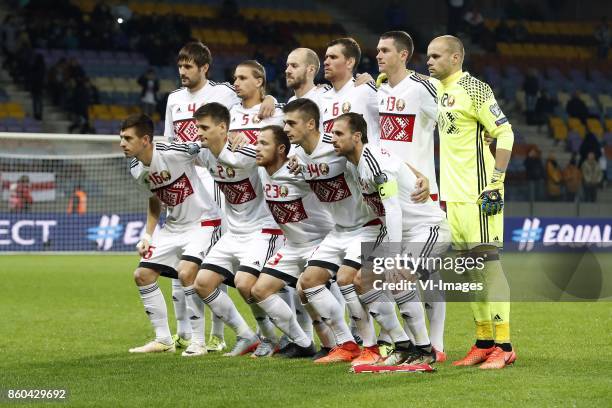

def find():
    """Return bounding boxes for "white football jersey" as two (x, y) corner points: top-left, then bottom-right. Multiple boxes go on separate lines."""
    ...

(229, 102), (285, 145)
(350, 144), (445, 241)
(378, 72), (440, 197)
(320, 79), (380, 145)
(164, 80), (240, 142)
(130, 143), (222, 233)
(288, 84), (330, 105)
(198, 141), (277, 234)
(258, 165), (332, 244)
(294, 133), (376, 230)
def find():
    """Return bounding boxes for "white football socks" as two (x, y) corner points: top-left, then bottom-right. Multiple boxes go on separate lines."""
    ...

(138, 282), (172, 345)
(304, 285), (353, 345)
(201, 288), (254, 339)
(258, 294), (310, 347)
(172, 278), (191, 340)
(183, 285), (205, 346)
(339, 284), (377, 347)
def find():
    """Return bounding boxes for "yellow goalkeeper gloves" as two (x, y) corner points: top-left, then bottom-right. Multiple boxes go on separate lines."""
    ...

(477, 168), (505, 215)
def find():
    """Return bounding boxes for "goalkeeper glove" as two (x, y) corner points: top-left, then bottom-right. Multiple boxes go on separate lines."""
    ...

(477, 168), (505, 216)
(376, 73), (388, 88)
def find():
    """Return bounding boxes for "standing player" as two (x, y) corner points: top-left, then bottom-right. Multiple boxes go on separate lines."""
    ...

(320, 38), (380, 146)
(427, 35), (516, 369)
(376, 30), (447, 359)
(286, 48), (329, 104)
(331, 112), (450, 368)
(164, 42), (276, 352)
(193, 103), (284, 357)
(250, 125), (336, 358)
(230, 60), (284, 144)
(284, 98), (386, 364)
(120, 114), (222, 356)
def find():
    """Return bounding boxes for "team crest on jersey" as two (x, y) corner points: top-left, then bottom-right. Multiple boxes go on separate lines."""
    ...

(489, 103), (502, 117)
(342, 102), (351, 113)
(320, 163), (330, 176)
(441, 93), (455, 107)
(226, 167), (236, 178)
(160, 170), (171, 181)
(280, 185), (289, 198)
(396, 99), (406, 111)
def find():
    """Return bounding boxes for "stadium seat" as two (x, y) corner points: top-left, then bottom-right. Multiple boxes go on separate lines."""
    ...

(587, 118), (604, 139)
(567, 117), (586, 138)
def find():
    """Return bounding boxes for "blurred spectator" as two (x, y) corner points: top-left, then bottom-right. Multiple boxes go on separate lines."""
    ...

(463, 5), (484, 43)
(29, 53), (46, 120)
(523, 69), (539, 124)
(447, 0), (465, 36)
(562, 155), (582, 202)
(9, 175), (33, 212)
(138, 68), (160, 117)
(566, 91), (589, 124)
(47, 58), (68, 107)
(524, 147), (545, 201)
(68, 77), (98, 134)
(579, 132), (601, 166)
(599, 147), (608, 188)
(581, 152), (603, 202)
(546, 153), (563, 201)
(535, 89), (557, 127)
(67, 184), (87, 215)
(594, 17), (610, 60)
(1, 15), (20, 68)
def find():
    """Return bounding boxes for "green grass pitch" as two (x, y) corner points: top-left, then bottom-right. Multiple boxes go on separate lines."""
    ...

(1, 255), (611, 407)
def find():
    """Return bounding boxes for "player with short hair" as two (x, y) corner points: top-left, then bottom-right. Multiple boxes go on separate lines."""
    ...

(249, 124), (335, 358)
(229, 60), (285, 145)
(284, 98), (386, 364)
(193, 102), (284, 357)
(331, 112), (450, 368)
(376, 30), (447, 359)
(286, 47), (330, 105)
(121, 113), (222, 356)
(320, 37), (380, 145)
(427, 35), (516, 369)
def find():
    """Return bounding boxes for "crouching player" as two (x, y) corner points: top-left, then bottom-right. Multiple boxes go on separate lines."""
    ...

(121, 114), (222, 355)
(251, 125), (337, 357)
(332, 112), (450, 369)
(193, 103), (284, 357)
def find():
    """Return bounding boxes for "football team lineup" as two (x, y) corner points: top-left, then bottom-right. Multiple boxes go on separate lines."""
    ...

(3, 28), (610, 407)
(118, 32), (516, 371)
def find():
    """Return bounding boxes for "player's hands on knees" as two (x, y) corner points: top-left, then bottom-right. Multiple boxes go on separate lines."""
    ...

(228, 131), (249, 151)
(355, 72), (374, 87)
(411, 175), (430, 203)
(287, 155), (302, 174)
(258, 95), (276, 119)
(136, 233), (152, 257)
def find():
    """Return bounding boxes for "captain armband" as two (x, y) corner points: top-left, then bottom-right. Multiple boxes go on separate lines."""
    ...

(377, 180), (398, 200)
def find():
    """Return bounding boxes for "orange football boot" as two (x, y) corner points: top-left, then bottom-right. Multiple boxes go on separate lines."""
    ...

(452, 345), (495, 366)
(479, 347), (516, 369)
(314, 341), (361, 364)
(351, 346), (382, 367)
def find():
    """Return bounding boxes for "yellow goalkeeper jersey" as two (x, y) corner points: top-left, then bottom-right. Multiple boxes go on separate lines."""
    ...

(436, 70), (513, 203)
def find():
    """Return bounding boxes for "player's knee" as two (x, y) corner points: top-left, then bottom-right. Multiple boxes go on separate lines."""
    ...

(234, 277), (253, 300)
(250, 283), (270, 302)
(335, 272), (354, 287)
(134, 268), (156, 286)
(177, 268), (196, 287)
(300, 267), (329, 289)
(194, 270), (213, 296)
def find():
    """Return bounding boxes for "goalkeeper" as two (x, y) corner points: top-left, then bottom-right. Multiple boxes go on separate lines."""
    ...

(426, 35), (516, 369)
